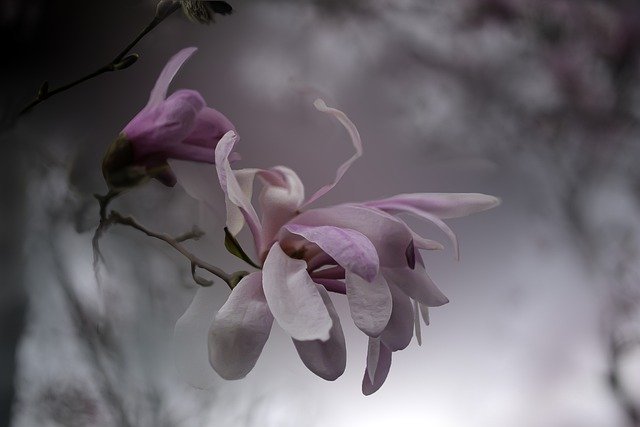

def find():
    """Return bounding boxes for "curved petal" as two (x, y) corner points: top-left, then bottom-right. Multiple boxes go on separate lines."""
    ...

(413, 299), (422, 346)
(147, 47), (198, 108)
(345, 271), (392, 337)
(292, 286), (346, 381)
(380, 282), (414, 352)
(182, 107), (236, 147)
(215, 131), (263, 250)
(227, 169), (260, 236)
(365, 193), (500, 219)
(291, 204), (413, 268)
(382, 264), (449, 307)
(302, 99), (363, 208)
(420, 303), (431, 326)
(259, 166), (305, 255)
(282, 224), (379, 282)
(208, 272), (273, 380)
(126, 90), (207, 161)
(362, 339), (392, 396)
(173, 286), (221, 389)
(262, 243), (332, 341)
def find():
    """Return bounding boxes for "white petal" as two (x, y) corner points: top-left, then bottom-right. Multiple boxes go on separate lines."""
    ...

(420, 303), (431, 326)
(382, 263), (449, 307)
(345, 271), (392, 337)
(413, 299), (422, 346)
(362, 339), (392, 396)
(208, 272), (273, 380)
(380, 282), (414, 351)
(262, 243), (332, 341)
(292, 286), (346, 381)
(366, 337), (381, 383)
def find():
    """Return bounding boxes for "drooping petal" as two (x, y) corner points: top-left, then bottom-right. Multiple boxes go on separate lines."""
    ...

(413, 299), (422, 346)
(282, 224), (379, 282)
(258, 166), (305, 255)
(365, 193), (501, 219)
(208, 272), (273, 380)
(420, 303), (431, 326)
(345, 271), (392, 337)
(173, 285), (221, 389)
(380, 282), (414, 351)
(291, 204), (413, 268)
(366, 337), (381, 383)
(302, 99), (363, 208)
(362, 339), (392, 396)
(215, 131), (263, 250)
(382, 264), (449, 307)
(412, 233), (444, 251)
(262, 243), (332, 342)
(292, 286), (346, 381)
(227, 169), (260, 236)
(147, 47), (198, 108)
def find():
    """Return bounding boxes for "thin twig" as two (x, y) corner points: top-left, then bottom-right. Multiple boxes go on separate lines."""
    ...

(18, 3), (181, 117)
(107, 211), (238, 289)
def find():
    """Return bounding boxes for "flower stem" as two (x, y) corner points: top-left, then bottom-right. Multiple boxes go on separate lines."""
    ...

(18, 3), (181, 117)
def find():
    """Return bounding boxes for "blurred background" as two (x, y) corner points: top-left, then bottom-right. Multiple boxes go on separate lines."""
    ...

(1, 0), (639, 426)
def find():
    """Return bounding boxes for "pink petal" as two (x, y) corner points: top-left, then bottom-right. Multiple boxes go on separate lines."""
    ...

(215, 131), (263, 250)
(302, 99), (363, 208)
(292, 286), (346, 381)
(380, 282), (414, 351)
(362, 339), (392, 396)
(364, 193), (500, 219)
(413, 299), (422, 346)
(382, 264), (449, 307)
(146, 47), (198, 108)
(208, 272), (273, 380)
(282, 224), (379, 282)
(182, 107), (236, 147)
(258, 166), (305, 255)
(291, 204), (413, 268)
(345, 271), (392, 337)
(227, 169), (260, 236)
(262, 243), (332, 341)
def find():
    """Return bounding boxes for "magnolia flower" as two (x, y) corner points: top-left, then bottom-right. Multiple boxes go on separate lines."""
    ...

(175, 100), (499, 394)
(101, 47), (235, 191)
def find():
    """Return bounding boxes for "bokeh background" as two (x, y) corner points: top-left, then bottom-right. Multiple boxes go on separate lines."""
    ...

(1, 0), (640, 426)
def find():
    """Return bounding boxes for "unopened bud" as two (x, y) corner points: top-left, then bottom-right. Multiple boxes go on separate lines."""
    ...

(112, 54), (139, 71)
(156, 0), (180, 20)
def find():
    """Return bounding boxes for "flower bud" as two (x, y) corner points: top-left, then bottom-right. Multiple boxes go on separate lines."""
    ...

(156, 0), (180, 19)
(101, 134), (152, 191)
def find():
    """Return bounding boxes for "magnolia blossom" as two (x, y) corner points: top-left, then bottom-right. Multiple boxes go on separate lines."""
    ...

(102, 47), (235, 190)
(175, 100), (499, 394)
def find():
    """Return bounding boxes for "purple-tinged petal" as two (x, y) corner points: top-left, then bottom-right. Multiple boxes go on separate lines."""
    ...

(291, 204), (413, 268)
(282, 224), (379, 282)
(208, 272), (273, 380)
(364, 193), (500, 219)
(226, 169), (260, 236)
(262, 243), (332, 341)
(345, 271), (392, 337)
(155, 169), (177, 187)
(259, 166), (305, 255)
(380, 282), (414, 352)
(182, 107), (236, 147)
(420, 303), (431, 326)
(306, 252), (336, 271)
(366, 338), (381, 383)
(292, 286), (346, 381)
(310, 266), (345, 280)
(362, 339), (392, 396)
(412, 233), (444, 251)
(382, 264), (449, 307)
(125, 90), (207, 161)
(215, 131), (263, 250)
(302, 99), (363, 208)
(146, 47), (198, 108)
(313, 278), (346, 295)
(413, 299), (422, 346)
(405, 240), (416, 269)
(173, 286), (220, 389)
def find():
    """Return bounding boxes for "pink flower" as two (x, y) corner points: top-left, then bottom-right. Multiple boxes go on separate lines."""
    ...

(101, 47), (235, 190)
(177, 100), (499, 394)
